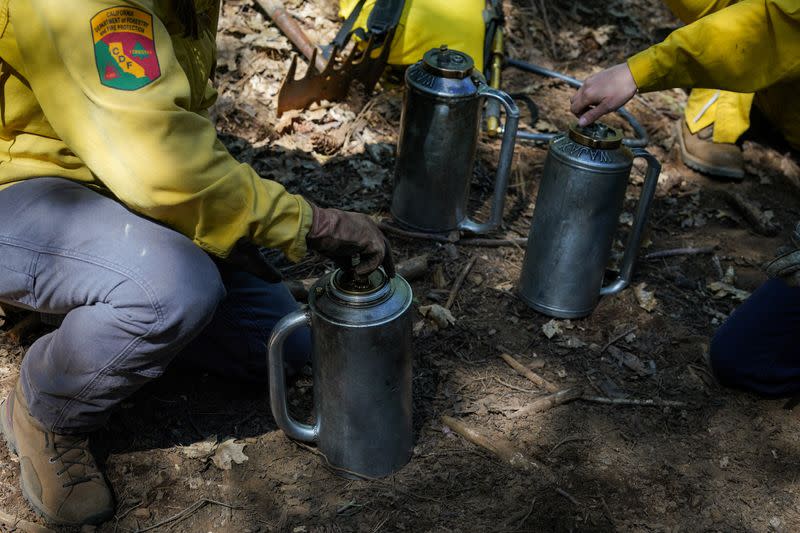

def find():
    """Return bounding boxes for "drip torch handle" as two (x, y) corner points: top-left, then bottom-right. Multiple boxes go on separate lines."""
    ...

(600, 149), (661, 296)
(267, 308), (317, 442)
(458, 84), (520, 235)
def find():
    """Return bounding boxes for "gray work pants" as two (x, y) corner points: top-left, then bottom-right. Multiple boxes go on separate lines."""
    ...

(0, 178), (310, 433)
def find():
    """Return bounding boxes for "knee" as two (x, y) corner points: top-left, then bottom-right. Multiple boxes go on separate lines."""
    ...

(158, 250), (226, 339)
(124, 239), (226, 345)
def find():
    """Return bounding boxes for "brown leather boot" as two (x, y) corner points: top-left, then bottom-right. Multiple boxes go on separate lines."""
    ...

(677, 121), (745, 180)
(1, 383), (114, 526)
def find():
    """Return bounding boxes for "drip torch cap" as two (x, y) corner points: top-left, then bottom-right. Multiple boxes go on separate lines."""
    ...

(568, 122), (623, 149)
(422, 46), (474, 79)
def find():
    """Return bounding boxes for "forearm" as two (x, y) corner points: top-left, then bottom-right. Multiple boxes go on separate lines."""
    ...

(628, 0), (800, 93)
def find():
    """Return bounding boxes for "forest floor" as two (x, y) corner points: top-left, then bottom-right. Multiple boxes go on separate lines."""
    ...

(2, 0), (800, 531)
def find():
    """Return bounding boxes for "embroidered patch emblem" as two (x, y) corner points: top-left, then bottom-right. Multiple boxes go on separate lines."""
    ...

(91, 7), (161, 90)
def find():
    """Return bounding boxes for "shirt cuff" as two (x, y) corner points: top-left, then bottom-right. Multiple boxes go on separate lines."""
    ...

(286, 196), (314, 263)
(627, 48), (662, 93)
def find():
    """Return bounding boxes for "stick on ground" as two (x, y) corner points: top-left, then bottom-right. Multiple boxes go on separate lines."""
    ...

(442, 416), (551, 479)
(723, 190), (780, 236)
(510, 388), (583, 418)
(644, 246), (715, 260)
(378, 221), (454, 243)
(499, 353), (559, 392)
(600, 325), (637, 353)
(378, 220), (529, 248)
(445, 256), (477, 309)
(458, 237), (528, 248)
(132, 499), (245, 533)
(580, 396), (687, 408)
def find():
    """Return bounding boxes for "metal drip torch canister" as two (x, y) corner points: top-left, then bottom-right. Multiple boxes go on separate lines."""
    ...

(391, 46), (520, 234)
(268, 266), (413, 478)
(518, 122), (661, 318)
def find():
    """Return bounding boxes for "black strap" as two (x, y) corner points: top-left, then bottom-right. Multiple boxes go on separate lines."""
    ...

(327, 0), (368, 55)
(365, 0), (404, 40)
(325, 0), (405, 58)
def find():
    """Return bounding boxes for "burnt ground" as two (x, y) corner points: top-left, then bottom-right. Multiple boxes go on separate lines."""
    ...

(2, 0), (800, 531)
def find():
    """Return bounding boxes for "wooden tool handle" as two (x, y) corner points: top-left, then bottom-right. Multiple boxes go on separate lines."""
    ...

(254, 0), (328, 73)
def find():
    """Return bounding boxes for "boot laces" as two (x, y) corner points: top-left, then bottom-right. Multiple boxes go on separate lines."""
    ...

(50, 435), (101, 488)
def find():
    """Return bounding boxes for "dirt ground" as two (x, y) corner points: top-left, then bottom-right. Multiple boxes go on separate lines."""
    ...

(2, 0), (800, 532)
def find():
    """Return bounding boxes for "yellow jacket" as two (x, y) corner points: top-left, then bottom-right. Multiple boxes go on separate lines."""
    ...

(0, 0), (312, 261)
(627, 0), (800, 148)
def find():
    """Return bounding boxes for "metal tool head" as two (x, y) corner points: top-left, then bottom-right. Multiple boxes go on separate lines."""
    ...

(277, 30), (395, 116)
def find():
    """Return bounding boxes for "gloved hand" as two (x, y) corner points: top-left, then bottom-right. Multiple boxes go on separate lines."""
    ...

(306, 204), (395, 277)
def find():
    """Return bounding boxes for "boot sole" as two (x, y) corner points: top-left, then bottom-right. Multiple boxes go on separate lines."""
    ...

(0, 398), (112, 527)
(677, 122), (745, 181)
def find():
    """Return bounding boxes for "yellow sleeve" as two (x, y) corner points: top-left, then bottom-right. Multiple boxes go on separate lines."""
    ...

(10, 0), (312, 261)
(627, 0), (800, 93)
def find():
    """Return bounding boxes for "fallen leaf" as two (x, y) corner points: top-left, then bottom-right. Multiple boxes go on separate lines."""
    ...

(212, 439), (249, 470)
(419, 304), (456, 329)
(178, 435), (217, 460)
(559, 335), (587, 349)
(608, 346), (656, 377)
(275, 109), (301, 135)
(541, 319), (563, 339)
(707, 281), (750, 302)
(633, 283), (657, 312)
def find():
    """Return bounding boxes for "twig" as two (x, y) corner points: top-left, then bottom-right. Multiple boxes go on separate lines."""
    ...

(459, 237), (528, 248)
(547, 435), (592, 456)
(495, 378), (537, 393)
(510, 388), (583, 418)
(445, 256), (477, 309)
(555, 487), (580, 506)
(513, 497), (537, 530)
(499, 353), (559, 392)
(338, 95), (385, 154)
(292, 440), (380, 480)
(132, 499), (245, 533)
(600, 495), (618, 529)
(378, 220), (529, 248)
(537, 0), (559, 60)
(644, 246), (715, 260)
(580, 395), (687, 408)
(378, 221), (454, 243)
(600, 325), (637, 353)
(723, 190), (780, 236)
(442, 416), (552, 479)
(0, 510), (54, 533)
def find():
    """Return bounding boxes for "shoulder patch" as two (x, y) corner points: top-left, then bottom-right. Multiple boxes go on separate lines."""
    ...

(91, 7), (161, 91)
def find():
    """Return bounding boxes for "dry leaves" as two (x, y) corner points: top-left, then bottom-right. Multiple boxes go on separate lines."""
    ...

(633, 282), (657, 312)
(419, 304), (456, 329)
(179, 435), (250, 471)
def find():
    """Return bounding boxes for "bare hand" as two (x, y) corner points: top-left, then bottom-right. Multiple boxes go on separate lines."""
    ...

(571, 63), (637, 126)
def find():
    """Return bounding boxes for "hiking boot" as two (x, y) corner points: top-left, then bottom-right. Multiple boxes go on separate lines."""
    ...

(677, 121), (745, 180)
(1, 383), (114, 526)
